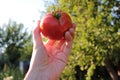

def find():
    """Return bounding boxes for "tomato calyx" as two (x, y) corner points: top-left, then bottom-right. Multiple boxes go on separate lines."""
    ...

(53, 12), (61, 20)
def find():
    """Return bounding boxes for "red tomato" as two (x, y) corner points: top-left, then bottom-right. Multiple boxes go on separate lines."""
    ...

(40, 10), (73, 40)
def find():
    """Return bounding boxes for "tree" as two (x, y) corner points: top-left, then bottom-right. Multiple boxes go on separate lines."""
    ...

(0, 20), (32, 68)
(47, 0), (120, 80)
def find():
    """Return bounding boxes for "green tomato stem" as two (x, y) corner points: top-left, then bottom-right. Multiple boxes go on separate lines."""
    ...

(53, 12), (61, 20)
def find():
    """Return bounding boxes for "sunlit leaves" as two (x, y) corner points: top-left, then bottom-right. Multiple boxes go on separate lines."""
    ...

(47, 0), (120, 79)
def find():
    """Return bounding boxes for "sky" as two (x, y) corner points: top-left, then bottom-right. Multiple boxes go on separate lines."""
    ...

(0, 0), (47, 31)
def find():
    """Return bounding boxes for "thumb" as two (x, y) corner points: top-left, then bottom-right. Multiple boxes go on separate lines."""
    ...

(33, 20), (43, 47)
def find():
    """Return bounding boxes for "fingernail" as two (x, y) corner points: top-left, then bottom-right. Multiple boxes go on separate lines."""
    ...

(69, 28), (74, 32)
(65, 31), (72, 41)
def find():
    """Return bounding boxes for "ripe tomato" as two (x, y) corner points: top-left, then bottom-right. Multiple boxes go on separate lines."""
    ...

(40, 10), (73, 40)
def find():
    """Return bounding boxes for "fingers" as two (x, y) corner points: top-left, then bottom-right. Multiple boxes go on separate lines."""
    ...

(65, 31), (73, 42)
(33, 20), (40, 36)
(65, 23), (76, 42)
(56, 39), (65, 49)
(70, 23), (76, 38)
(33, 20), (44, 48)
(45, 23), (76, 55)
(63, 32), (73, 53)
(72, 23), (76, 30)
(56, 23), (76, 50)
(69, 28), (74, 38)
(63, 23), (76, 56)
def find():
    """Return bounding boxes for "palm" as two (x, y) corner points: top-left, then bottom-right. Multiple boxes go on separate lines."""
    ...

(36, 39), (71, 79)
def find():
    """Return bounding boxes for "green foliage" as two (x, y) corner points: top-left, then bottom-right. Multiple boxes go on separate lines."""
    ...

(0, 65), (24, 80)
(48, 0), (120, 80)
(0, 20), (32, 66)
(86, 64), (96, 80)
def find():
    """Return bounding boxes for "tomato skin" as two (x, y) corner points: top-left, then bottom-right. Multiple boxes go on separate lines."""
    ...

(40, 11), (72, 40)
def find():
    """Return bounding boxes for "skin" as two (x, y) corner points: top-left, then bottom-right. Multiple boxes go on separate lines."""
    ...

(24, 20), (76, 80)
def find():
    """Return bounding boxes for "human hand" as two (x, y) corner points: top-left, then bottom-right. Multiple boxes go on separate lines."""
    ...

(24, 21), (76, 80)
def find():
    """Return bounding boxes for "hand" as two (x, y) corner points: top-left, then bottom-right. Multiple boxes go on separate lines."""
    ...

(24, 21), (76, 80)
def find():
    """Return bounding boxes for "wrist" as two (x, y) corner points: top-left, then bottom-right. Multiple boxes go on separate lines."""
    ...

(24, 69), (38, 80)
(24, 68), (58, 80)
